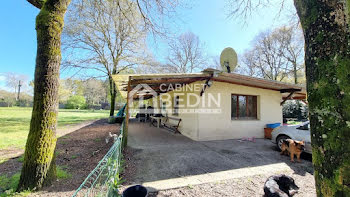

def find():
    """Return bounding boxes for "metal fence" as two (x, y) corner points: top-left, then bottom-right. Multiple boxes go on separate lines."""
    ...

(72, 120), (126, 197)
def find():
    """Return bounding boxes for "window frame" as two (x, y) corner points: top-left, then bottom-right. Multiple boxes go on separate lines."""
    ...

(231, 94), (258, 120)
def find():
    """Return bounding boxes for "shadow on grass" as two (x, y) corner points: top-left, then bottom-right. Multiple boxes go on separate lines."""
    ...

(0, 118), (121, 195)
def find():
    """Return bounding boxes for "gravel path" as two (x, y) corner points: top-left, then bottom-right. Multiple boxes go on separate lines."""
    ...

(148, 171), (316, 197)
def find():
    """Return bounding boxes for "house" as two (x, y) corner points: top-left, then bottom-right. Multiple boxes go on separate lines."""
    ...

(112, 68), (306, 141)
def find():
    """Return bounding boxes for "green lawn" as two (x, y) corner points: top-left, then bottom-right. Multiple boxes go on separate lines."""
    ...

(287, 120), (302, 125)
(0, 107), (109, 150)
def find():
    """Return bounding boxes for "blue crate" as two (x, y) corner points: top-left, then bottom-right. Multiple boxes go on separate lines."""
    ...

(266, 123), (281, 129)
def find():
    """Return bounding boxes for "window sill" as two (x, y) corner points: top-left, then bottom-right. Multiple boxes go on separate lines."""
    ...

(231, 118), (259, 121)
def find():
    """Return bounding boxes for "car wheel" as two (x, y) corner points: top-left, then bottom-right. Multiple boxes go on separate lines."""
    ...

(276, 135), (290, 151)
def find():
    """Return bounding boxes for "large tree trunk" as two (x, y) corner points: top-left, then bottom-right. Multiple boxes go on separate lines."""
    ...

(293, 62), (298, 84)
(294, 0), (350, 196)
(17, 0), (70, 191)
(109, 76), (116, 116)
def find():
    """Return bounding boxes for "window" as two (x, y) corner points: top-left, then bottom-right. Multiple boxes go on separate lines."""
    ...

(173, 96), (179, 116)
(231, 94), (257, 120)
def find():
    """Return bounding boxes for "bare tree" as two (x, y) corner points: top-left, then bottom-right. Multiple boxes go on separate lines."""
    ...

(18, 0), (181, 191)
(134, 60), (174, 74)
(209, 55), (221, 70)
(83, 79), (107, 105)
(63, 0), (153, 116)
(63, 0), (182, 116)
(240, 26), (304, 82)
(4, 73), (29, 100)
(238, 51), (260, 77)
(166, 32), (207, 73)
(5, 73), (19, 94)
(278, 26), (304, 84)
(228, 1), (350, 195)
(242, 29), (289, 81)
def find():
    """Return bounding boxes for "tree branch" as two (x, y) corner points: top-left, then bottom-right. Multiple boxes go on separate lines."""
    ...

(26, 0), (44, 9)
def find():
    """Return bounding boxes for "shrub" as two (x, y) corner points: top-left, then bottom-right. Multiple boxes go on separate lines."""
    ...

(66, 95), (86, 109)
(283, 100), (308, 120)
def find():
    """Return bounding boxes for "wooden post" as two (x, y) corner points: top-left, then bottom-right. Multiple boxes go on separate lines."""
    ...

(123, 76), (131, 148)
(280, 91), (295, 106)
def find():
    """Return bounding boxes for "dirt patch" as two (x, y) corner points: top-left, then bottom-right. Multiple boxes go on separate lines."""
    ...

(121, 147), (143, 185)
(148, 172), (316, 197)
(0, 119), (120, 196)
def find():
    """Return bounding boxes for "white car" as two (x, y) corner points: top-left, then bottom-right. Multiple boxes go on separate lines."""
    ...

(271, 121), (312, 154)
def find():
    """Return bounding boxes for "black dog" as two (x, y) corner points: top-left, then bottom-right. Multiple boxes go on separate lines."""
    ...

(264, 174), (299, 197)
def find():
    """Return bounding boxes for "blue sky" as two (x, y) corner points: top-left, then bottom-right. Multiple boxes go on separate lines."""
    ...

(154, 0), (295, 61)
(0, 1), (38, 89)
(0, 0), (296, 89)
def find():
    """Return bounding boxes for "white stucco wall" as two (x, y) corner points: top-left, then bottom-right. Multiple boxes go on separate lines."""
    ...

(157, 82), (202, 140)
(147, 80), (283, 141)
(196, 81), (283, 141)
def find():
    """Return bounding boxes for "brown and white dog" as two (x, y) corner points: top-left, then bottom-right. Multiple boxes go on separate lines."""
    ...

(280, 139), (305, 162)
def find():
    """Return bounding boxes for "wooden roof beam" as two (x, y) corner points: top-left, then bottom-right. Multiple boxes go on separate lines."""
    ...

(130, 77), (208, 85)
(280, 88), (302, 93)
(280, 91), (296, 106)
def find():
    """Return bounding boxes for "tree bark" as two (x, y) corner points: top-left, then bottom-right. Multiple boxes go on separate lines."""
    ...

(109, 75), (116, 116)
(294, 0), (350, 196)
(17, 0), (70, 191)
(293, 62), (298, 84)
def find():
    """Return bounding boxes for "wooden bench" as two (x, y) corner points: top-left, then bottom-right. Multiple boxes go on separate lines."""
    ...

(162, 116), (182, 133)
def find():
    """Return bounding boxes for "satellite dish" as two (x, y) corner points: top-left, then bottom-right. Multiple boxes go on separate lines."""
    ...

(220, 47), (238, 73)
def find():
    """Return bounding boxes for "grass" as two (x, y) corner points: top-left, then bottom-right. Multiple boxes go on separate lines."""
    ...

(0, 107), (107, 195)
(0, 172), (30, 197)
(0, 166), (71, 197)
(56, 165), (72, 179)
(0, 107), (109, 150)
(0, 158), (9, 164)
(287, 121), (302, 125)
(17, 156), (24, 163)
(0, 173), (20, 193)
